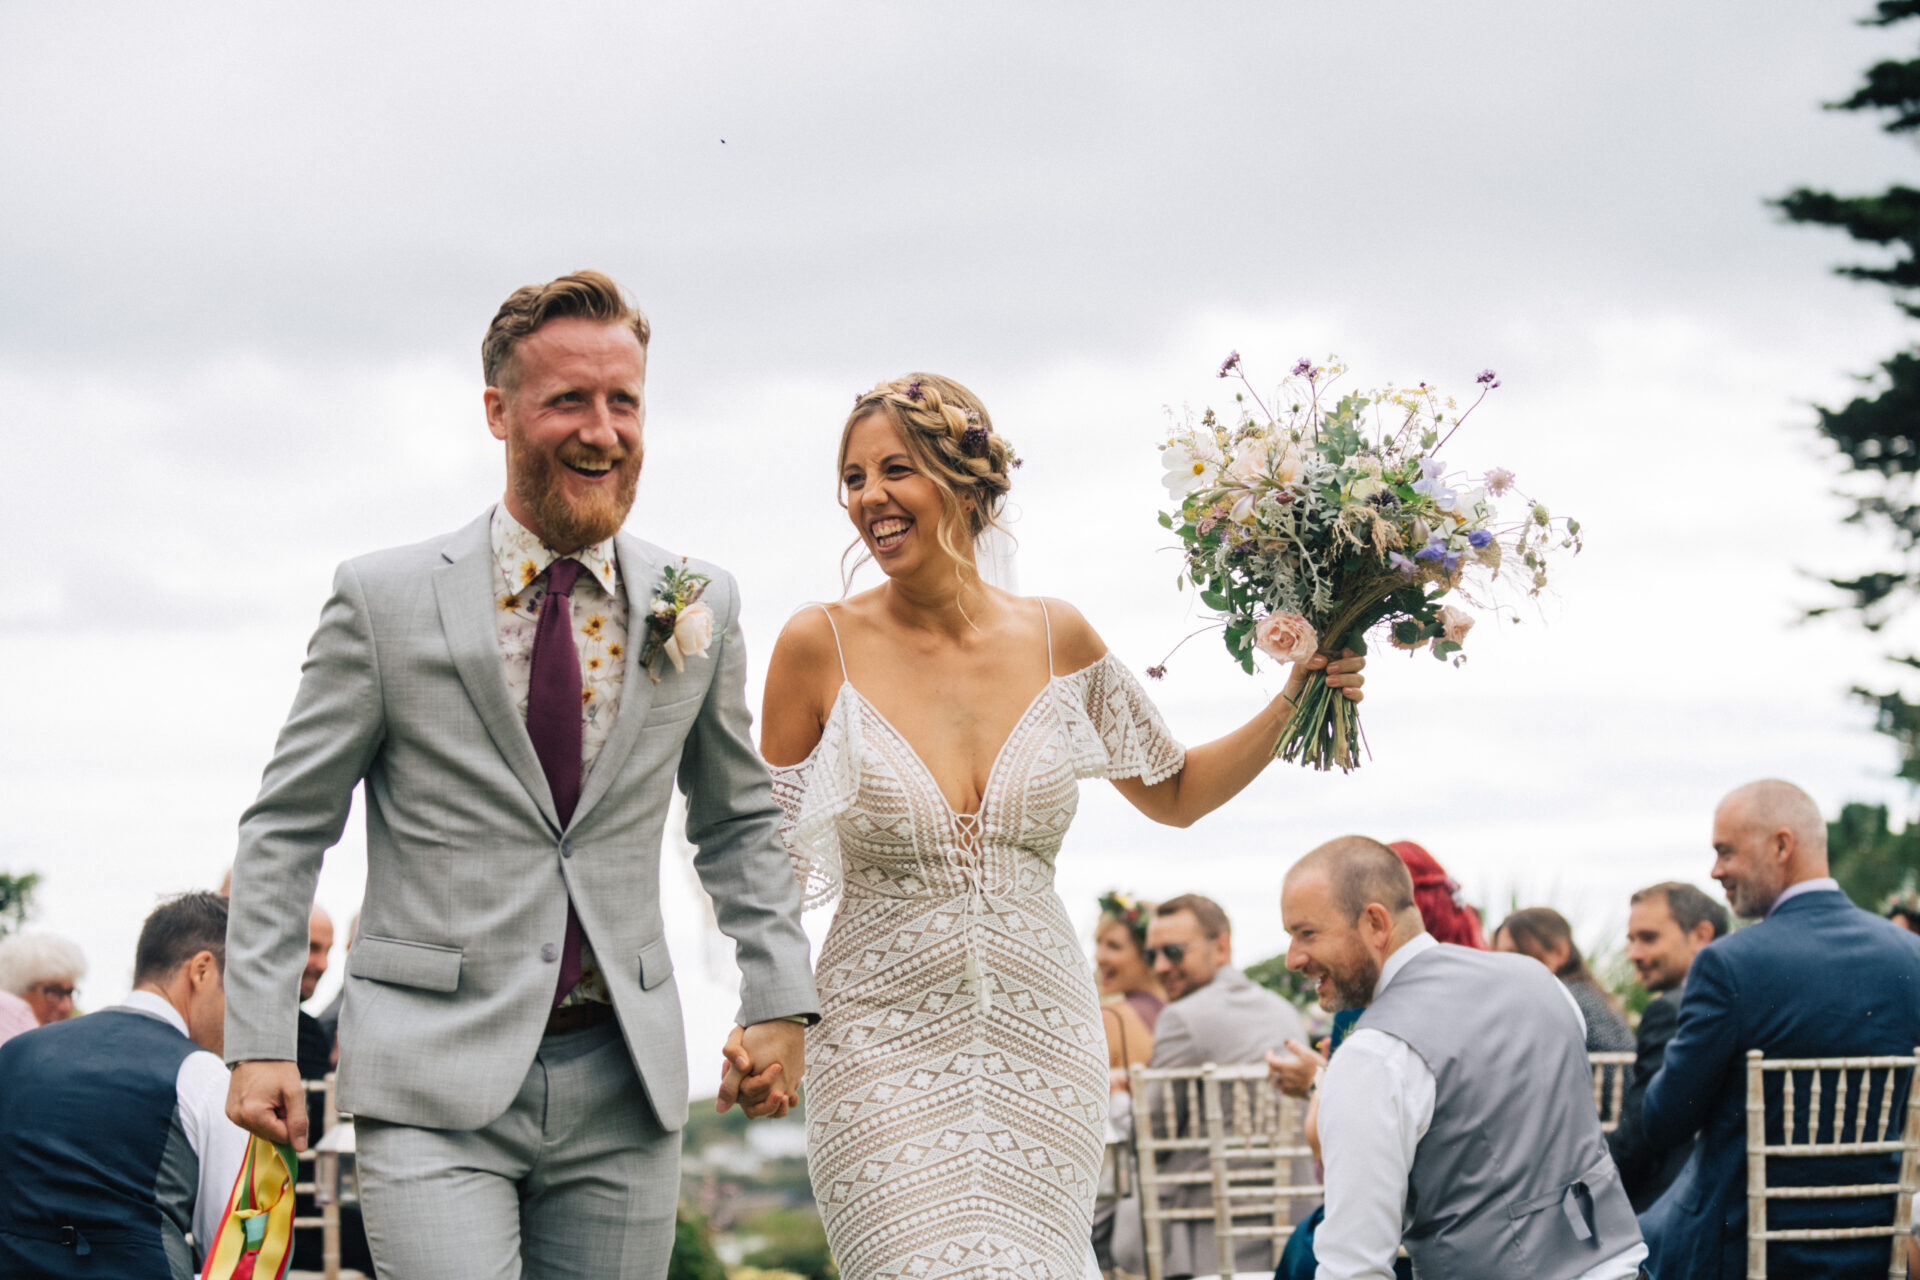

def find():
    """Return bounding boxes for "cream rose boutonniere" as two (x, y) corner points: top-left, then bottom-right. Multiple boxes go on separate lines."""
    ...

(640, 561), (714, 682)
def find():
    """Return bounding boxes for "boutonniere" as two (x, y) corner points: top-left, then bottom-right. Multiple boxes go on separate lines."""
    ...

(640, 560), (714, 683)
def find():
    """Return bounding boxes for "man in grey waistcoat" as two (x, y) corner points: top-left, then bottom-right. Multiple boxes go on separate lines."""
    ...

(222, 271), (819, 1280)
(1282, 836), (1646, 1280)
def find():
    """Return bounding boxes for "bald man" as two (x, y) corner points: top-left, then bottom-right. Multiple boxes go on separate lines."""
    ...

(1282, 837), (1644, 1280)
(1639, 779), (1920, 1280)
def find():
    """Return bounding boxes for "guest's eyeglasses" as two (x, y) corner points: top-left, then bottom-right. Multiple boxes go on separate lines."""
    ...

(1142, 944), (1187, 966)
(29, 983), (76, 1001)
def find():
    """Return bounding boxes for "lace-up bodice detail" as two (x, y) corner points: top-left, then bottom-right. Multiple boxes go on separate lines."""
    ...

(768, 603), (1184, 1280)
(772, 650), (1185, 912)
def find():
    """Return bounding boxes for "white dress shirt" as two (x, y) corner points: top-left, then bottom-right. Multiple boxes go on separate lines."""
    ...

(1313, 933), (1648, 1280)
(1767, 876), (1841, 916)
(122, 991), (251, 1254)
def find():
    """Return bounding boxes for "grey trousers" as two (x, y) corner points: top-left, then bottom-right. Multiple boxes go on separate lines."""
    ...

(356, 1021), (678, 1280)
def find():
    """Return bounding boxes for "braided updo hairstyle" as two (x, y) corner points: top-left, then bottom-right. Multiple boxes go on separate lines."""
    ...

(839, 373), (1019, 601)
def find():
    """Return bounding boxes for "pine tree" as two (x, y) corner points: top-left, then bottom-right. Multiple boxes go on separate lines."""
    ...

(1783, 2), (1920, 896)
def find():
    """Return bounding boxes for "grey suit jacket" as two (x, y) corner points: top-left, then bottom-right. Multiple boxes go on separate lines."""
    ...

(224, 510), (819, 1132)
(1146, 965), (1308, 1277)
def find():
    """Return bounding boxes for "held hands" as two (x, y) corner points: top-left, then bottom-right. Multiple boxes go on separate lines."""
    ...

(716, 1020), (806, 1119)
(1265, 1039), (1326, 1100)
(226, 1060), (311, 1151)
(1281, 649), (1366, 710)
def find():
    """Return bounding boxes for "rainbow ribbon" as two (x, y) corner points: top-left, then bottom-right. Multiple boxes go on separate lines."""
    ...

(199, 1135), (298, 1280)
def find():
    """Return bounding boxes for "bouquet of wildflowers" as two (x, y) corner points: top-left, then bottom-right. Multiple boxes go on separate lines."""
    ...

(1153, 353), (1580, 771)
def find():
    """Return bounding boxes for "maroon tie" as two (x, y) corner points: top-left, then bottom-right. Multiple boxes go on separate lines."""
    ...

(527, 558), (586, 1007)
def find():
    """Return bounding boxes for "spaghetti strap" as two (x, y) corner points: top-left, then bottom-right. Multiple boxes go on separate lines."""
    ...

(1038, 598), (1054, 677)
(812, 603), (850, 683)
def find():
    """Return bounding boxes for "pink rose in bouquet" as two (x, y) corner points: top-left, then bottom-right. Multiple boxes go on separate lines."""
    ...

(1438, 604), (1475, 646)
(1254, 612), (1319, 665)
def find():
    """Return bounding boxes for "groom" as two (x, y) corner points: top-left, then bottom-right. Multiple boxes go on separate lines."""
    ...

(223, 271), (819, 1278)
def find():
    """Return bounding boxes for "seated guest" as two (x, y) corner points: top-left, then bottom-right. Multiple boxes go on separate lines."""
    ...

(1641, 779), (1920, 1280)
(1283, 836), (1645, 1280)
(0, 930), (87, 1028)
(1143, 893), (1307, 1278)
(1096, 889), (1166, 1032)
(296, 905), (335, 1091)
(313, 910), (358, 1067)
(0, 892), (248, 1280)
(1391, 840), (1489, 949)
(1093, 892), (1159, 1280)
(1609, 881), (1728, 1210)
(290, 903), (350, 1276)
(1495, 906), (1635, 1056)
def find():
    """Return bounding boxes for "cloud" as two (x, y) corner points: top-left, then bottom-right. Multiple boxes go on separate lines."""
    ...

(5, 0), (1919, 1087)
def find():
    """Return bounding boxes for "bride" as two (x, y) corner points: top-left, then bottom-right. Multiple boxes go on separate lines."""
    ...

(756, 373), (1364, 1279)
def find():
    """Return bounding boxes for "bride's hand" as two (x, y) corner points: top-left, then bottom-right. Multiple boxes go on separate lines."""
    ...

(1281, 649), (1366, 707)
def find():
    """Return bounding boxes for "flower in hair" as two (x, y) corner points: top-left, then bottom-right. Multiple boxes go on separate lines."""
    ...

(906, 379), (925, 403)
(961, 424), (990, 455)
(1098, 890), (1152, 949)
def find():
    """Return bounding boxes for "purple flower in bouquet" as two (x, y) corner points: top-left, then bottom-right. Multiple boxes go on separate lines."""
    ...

(1412, 458), (1458, 509)
(1389, 552), (1418, 578)
(1467, 530), (1493, 549)
(1219, 350), (1242, 377)
(1414, 534), (1461, 573)
(1291, 357), (1313, 377)
(1476, 369), (1499, 386)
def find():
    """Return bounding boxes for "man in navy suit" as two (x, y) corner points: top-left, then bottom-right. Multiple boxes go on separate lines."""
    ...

(1640, 779), (1920, 1279)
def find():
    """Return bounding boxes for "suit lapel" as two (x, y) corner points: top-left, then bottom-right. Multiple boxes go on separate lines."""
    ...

(433, 511), (562, 832)
(572, 531), (659, 827)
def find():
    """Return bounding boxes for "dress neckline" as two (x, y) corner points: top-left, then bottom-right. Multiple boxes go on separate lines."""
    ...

(832, 676), (1060, 821)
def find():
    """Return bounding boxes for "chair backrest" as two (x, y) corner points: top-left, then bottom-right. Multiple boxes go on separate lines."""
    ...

(1743, 1048), (1920, 1280)
(294, 1074), (342, 1280)
(1127, 1061), (1318, 1280)
(1588, 1051), (1635, 1133)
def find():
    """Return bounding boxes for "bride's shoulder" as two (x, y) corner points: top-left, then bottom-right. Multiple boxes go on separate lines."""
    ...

(1033, 597), (1109, 675)
(771, 603), (842, 665)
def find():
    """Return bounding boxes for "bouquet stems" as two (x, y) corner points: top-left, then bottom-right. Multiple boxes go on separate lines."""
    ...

(1274, 632), (1370, 772)
(1274, 669), (1363, 772)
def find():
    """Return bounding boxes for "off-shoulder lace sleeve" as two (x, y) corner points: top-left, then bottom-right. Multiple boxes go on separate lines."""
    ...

(768, 695), (861, 911)
(1058, 653), (1186, 785)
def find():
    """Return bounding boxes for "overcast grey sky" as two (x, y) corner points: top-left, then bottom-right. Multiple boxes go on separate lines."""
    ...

(5, 2), (1918, 1082)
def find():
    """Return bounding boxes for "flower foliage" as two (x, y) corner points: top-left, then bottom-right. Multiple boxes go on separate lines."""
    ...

(1156, 354), (1581, 769)
(639, 560), (714, 683)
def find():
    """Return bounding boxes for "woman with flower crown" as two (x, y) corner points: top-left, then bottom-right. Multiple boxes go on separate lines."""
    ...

(756, 373), (1366, 1280)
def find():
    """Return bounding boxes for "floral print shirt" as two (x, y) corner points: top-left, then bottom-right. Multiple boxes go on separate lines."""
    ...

(490, 504), (627, 1006)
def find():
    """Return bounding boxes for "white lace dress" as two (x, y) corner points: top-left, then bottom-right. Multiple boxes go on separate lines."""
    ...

(771, 608), (1185, 1280)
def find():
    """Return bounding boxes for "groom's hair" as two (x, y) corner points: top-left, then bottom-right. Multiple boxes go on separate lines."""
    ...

(483, 270), (651, 391)
(133, 891), (229, 983)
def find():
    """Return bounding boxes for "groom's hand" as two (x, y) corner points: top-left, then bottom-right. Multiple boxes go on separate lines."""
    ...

(227, 1059), (310, 1151)
(715, 1020), (806, 1119)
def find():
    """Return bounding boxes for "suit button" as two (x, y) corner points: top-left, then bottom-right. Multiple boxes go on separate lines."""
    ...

(560, 840), (573, 859)
(541, 943), (558, 962)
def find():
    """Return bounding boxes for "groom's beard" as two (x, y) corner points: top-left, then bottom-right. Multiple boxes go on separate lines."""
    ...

(511, 437), (642, 553)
